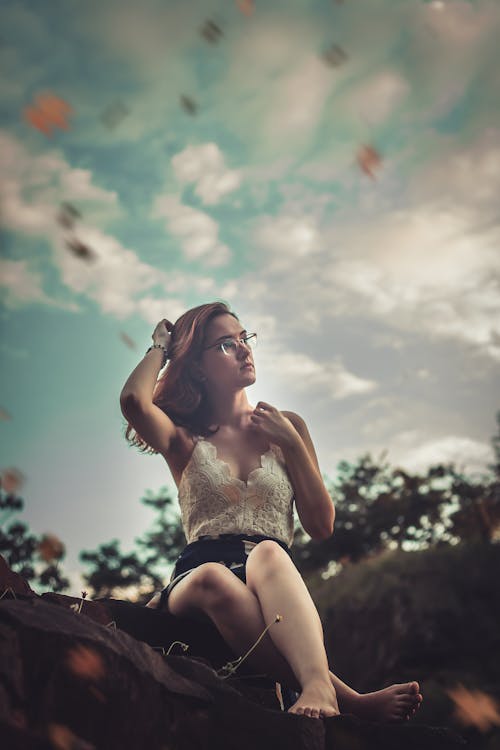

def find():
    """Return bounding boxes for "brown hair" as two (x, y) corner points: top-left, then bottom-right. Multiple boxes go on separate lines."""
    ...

(123, 300), (240, 454)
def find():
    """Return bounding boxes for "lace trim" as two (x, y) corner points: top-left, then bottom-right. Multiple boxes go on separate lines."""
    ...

(177, 437), (295, 546)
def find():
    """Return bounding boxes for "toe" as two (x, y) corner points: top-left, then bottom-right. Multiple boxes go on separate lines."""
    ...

(310, 708), (320, 719)
(303, 707), (312, 717)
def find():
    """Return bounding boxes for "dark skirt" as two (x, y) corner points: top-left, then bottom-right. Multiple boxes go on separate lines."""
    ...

(158, 532), (293, 611)
(158, 532), (300, 711)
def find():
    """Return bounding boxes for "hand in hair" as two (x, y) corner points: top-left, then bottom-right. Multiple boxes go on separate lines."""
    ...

(152, 318), (173, 346)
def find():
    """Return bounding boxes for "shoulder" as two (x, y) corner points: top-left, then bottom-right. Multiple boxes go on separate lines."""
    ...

(281, 410), (306, 430)
(281, 411), (321, 472)
(281, 410), (307, 433)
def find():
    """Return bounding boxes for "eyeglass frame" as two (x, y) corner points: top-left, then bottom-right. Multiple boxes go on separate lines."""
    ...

(202, 332), (257, 356)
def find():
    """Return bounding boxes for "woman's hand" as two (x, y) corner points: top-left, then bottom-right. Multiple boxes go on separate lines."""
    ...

(249, 401), (299, 449)
(152, 319), (173, 347)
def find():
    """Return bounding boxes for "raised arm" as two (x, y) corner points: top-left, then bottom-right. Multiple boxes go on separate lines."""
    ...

(120, 319), (178, 456)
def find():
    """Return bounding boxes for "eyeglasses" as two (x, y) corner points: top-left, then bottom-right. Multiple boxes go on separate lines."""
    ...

(203, 333), (257, 356)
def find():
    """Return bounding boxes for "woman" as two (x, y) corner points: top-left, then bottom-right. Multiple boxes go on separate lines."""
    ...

(120, 301), (423, 721)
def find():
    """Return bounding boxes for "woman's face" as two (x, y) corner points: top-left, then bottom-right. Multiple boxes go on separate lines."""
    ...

(197, 314), (256, 387)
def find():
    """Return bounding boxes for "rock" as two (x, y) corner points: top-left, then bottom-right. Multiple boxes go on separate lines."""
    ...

(0, 555), (37, 597)
(0, 556), (466, 749)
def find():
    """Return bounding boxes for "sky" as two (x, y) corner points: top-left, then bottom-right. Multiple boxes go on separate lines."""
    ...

(1, 0), (499, 593)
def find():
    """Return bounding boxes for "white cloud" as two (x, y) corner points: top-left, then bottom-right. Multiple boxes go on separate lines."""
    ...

(253, 214), (322, 272)
(172, 143), (242, 206)
(323, 208), (500, 359)
(151, 194), (231, 267)
(409, 0), (500, 119)
(52, 224), (174, 318)
(256, 347), (377, 401)
(0, 131), (120, 235)
(345, 70), (410, 125)
(0, 259), (78, 311)
(135, 296), (189, 328)
(235, 132), (500, 361)
(0, 133), (191, 321)
(410, 128), (500, 222)
(392, 434), (494, 476)
(423, 1), (497, 45)
(264, 54), (336, 144)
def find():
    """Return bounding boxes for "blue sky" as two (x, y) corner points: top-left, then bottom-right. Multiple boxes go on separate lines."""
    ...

(1, 0), (499, 593)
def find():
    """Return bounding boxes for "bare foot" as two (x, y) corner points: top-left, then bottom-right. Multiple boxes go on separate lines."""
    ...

(288, 678), (340, 719)
(339, 681), (423, 723)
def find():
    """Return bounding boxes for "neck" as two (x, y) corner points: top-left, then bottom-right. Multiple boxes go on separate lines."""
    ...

(205, 387), (254, 429)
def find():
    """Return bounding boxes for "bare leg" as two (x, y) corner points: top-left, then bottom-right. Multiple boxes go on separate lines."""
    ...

(158, 548), (423, 720)
(165, 563), (306, 692)
(246, 543), (422, 721)
(244, 541), (338, 718)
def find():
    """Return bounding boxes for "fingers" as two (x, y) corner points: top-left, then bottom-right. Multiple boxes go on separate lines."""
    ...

(256, 401), (274, 410)
(157, 318), (172, 332)
(152, 319), (173, 346)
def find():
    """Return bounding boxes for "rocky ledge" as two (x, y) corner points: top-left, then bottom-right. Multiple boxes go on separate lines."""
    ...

(0, 557), (465, 749)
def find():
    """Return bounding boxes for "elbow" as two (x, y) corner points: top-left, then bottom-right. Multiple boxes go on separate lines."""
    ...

(314, 525), (334, 541)
(310, 519), (334, 541)
(120, 391), (133, 405)
(313, 511), (335, 541)
(120, 392), (140, 414)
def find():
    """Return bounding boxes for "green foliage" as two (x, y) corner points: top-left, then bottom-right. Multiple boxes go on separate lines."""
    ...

(135, 490), (187, 567)
(79, 539), (161, 599)
(79, 487), (186, 600)
(305, 541), (500, 743)
(0, 490), (69, 592)
(291, 411), (500, 576)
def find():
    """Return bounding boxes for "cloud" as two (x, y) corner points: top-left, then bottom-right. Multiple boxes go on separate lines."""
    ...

(151, 194), (231, 267)
(171, 143), (242, 205)
(326, 208), (500, 360)
(264, 54), (336, 145)
(135, 296), (191, 327)
(0, 131), (120, 236)
(407, 0), (500, 119)
(53, 225), (166, 318)
(0, 259), (79, 311)
(410, 128), (500, 223)
(392, 434), (494, 476)
(240, 121), (500, 361)
(253, 214), (322, 272)
(255, 345), (377, 401)
(208, 14), (339, 156)
(0, 132), (215, 320)
(344, 69), (410, 125)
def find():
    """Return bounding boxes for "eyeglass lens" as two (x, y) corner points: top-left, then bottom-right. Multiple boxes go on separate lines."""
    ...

(221, 334), (256, 354)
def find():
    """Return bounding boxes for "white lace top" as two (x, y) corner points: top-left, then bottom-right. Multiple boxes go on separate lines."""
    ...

(177, 435), (295, 547)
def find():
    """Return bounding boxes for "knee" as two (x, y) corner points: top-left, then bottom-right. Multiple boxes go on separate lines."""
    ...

(246, 540), (289, 577)
(190, 562), (239, 610)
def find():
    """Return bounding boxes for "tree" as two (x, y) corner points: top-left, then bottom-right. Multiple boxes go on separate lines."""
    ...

(135, 490), (187, 570)
(0, 489), (69, 592)
(291, 410), (500, 576)
(79, 539), (160, 599)
(79, 487), (185, 600)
